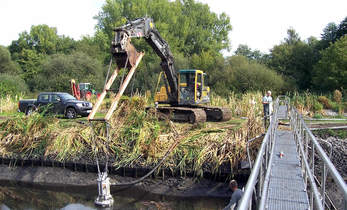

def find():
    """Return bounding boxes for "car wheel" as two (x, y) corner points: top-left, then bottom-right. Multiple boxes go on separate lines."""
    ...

(65, 108), (77, 119)
(26, 107), (34, 115)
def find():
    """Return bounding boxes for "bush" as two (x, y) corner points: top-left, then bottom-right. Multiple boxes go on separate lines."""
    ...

(313, 101), (323, 113)
(0, 73), (28, 96)
(226, 55), (285, 93)
(313, 113), (323, 119)
(317, 96), (333, 109)
(333, 89), (342, 103)
(31, 52), (105, 92)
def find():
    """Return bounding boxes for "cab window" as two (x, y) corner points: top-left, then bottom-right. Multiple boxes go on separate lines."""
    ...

(39, 94), (49, 102)
(197, 73), (202, 86)
(51, 95), (61, 102)
(180, 72), (195, 87)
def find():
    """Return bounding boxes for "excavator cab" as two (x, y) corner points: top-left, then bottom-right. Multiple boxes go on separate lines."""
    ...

(155, 70), (210, 105)
(178, 70), (210, 105)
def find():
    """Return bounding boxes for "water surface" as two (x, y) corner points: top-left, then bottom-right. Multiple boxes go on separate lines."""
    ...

(0, 184), (228, 210)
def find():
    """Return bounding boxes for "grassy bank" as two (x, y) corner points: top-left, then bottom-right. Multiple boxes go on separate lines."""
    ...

(0, 92), (265, 177)
(290, 90), (346, 118)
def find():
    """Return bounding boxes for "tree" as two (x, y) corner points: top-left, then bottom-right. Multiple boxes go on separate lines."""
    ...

(285, 28), (301, 45)
(95, 0), (232, 56)
(32, 52), (105, 92)
(336, 16), (347, 41)
(8, 25), (77, 90)
(0, 45), (21, 75)
(75, 31), (110, 64)
(268, 29), (319, 90)
(0, 74), (28, 96)
(226, 56), (285, 93)
(235, 44), (264, 62)
(312, 36), (347, 91)
(320, 22), (338, 49)
(9, 25), (62, 56)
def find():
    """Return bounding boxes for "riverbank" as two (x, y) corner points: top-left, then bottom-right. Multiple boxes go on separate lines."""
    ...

(0, 165), (235, 199)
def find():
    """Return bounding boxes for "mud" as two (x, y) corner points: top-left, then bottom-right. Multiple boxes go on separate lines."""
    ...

(0, 165), (234, 199)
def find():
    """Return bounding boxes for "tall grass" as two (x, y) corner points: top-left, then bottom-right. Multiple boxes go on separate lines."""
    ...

(289, 90), (346, 117)
(0, 94), (22, 114)
(0, 92), (265, 177)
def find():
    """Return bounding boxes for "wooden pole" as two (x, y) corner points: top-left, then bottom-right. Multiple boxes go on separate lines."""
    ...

(105, 52), (144, 121)
(88, 67), (120, 120)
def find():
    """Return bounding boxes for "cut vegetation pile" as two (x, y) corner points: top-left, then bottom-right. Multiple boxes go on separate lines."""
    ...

(0, 93), (264, 177)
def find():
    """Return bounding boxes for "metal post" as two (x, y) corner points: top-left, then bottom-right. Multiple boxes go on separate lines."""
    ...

(304, 131), (308, 187)
(311, 141), (315, 209)
(322, 162), (326, 208)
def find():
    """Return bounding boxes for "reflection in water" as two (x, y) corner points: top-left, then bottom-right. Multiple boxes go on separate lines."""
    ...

(0, 185), (227, 210)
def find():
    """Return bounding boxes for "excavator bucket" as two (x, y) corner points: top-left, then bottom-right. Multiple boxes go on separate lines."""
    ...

(113, 39), (139, 70)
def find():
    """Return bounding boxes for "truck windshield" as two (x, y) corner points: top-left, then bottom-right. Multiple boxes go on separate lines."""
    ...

(60, 93), (76, 101)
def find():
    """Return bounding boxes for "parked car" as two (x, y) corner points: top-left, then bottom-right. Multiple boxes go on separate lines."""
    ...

(18, 92), (93, 119)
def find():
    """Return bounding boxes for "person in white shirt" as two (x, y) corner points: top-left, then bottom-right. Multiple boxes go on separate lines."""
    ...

(262, 91), (272, 118)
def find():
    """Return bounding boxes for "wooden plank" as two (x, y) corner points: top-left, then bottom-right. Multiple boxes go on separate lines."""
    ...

(105, 53), (144, 121)
(88, 67), (120, 120)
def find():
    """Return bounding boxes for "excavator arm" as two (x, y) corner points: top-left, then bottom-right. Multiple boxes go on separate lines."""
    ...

(111, 17), (178, 104)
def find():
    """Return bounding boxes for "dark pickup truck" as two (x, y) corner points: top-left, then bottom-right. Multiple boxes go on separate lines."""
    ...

(18, 92), (93, 119)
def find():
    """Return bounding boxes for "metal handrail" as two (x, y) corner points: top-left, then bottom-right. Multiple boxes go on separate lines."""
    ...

(238, 96), (347, 210)
(291, 107), (347, 210)
(237, 97), (281, 210)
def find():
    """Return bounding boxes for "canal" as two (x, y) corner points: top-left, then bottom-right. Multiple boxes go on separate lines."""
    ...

(0, 183), (228, 210)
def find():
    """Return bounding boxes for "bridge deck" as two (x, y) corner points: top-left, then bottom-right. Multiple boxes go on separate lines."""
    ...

(265, 105), (310, 210)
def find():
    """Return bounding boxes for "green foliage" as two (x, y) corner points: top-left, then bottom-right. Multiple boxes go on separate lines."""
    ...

(320, 17), (347, 49)
(234, 44), (264, 62)
(8, 25), (77, 90)
(226, 56), (285, 94)
(95, 0), (231, 56)
(9, 25), (75, 56)
(318, 96), (333, 109)
(0, 46), (21, 75)
(0, 74), (28, 96)
(313, 113), (323, 119)
(312, 36), (347, 91)
(269, 29), (320, 90)
(314, 129), (347, 139)
(75, 31), (110, 63)
(32, 52), (105, 92)
(313, 102), (323, 113)
(333, 89), (342, 103)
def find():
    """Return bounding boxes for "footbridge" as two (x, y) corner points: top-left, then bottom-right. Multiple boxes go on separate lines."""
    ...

(238, 96), (347, 210)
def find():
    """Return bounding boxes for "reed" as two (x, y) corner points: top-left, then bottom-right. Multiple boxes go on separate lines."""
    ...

(0, 92), (265, 177)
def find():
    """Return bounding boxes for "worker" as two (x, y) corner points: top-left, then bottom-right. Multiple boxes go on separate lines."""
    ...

(223, 180), (244, 210)
(262, 90), (273, 118)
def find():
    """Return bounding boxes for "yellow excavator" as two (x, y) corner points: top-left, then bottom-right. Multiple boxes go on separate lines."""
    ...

(111, 17), (231, 123)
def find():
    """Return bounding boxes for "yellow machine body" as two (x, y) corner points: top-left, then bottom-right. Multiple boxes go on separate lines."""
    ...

(155, 69), (210, 105)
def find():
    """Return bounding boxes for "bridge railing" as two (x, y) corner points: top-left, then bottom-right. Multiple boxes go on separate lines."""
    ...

(291, 107), (347, 210)
(237, 96), (284, 210)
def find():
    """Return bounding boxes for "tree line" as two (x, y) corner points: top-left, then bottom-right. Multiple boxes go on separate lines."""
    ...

(0, 0), (346, 97)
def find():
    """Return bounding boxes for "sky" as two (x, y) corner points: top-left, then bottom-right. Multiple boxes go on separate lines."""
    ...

(0, 0), (346, 55)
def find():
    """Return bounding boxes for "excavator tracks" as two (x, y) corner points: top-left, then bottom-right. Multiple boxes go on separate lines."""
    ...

(153, 106), (231, 124)
(202, 106), (232, 122)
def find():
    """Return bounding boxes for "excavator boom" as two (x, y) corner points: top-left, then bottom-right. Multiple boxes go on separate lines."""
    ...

(111, 17), (232, 123)
(112, 17), (178, 104)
